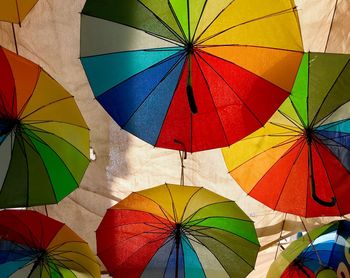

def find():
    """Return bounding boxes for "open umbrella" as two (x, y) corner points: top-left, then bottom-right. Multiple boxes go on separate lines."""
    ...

(222, 52), (350, 217)
(96, 183), (260, 277)
(268, 220), (350, 278)
(0, 210), (100, 277)
(0, 46), (90, 208)
(0, 0), (38, 25)
(80, 0), (304, 152)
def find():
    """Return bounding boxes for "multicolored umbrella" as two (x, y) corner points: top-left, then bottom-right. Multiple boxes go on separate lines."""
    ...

(0, 46), (90, 208)
(80, 0), (304, 152)
(268, 220), (350, 278)
(0, 0), (39, 24)
(0, 209), (101, 277)
(222, 52), (350, 217)
(96, 184), (260, 277)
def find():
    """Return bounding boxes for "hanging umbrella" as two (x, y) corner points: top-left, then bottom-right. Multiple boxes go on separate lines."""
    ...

(0, 0), (39, 25)
(268, 220), (350, 278)
(222, 52), (350, 217)
(80, 0), (304, 152)
(0, 46), (90, 208)
(0, 209), (100, 277)
(96, 183), (260, 277)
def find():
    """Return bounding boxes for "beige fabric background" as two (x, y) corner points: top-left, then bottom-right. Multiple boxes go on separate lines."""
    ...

(0, 0), (349, 276)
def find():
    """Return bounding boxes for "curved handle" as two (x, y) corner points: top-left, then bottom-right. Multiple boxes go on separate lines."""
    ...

(308, 142), (336, 207)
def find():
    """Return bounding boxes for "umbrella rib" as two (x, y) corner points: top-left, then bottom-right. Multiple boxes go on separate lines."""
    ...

(193, 53), (230, 147)
(167, 0), (188, 42)
(188, 229), (256, 273)
(276, 109), (305, 131)
(270, 120), (303, 133)
(120, 52), (186, 129)
(180, 187), (203, 223)
(23, 119), (89, 130)
(183, 200), (232, 223)
(272, 139), (307, 211)
(196, 7), (298, 45)
(136, 0), (186, 44)
(190, 0), (208, 42)
(19, 96), (74, 121)
(195, 50), (265, 127)
(165, 183), (179, 222)
(310, 58), (350, 127)
(316, 131), (350, 152)
(23, 124), (90, 160)
(194, 0), (235, 44)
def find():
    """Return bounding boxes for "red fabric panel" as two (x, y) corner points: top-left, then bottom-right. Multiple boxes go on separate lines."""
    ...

(97, 209), (173, 277)
(281, 264), (316, 277)
(0, 210), (64, 249)
(0, 48), (16, 118)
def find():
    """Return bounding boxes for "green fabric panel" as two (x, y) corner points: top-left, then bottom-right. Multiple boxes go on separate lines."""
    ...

(290, 53), (309, 127)
(189, 0), (207, 41)
(192, 227), (259, 269)
(25, 126), (89, 185)
(313, 57), (350, 124)
(169, 0), (189, 40)
(139, 0), (184, 40)
(25, 129), (78, 202)
(187, 217), (259, 245)
(193, 231), (255, 277)
(82, 0), (180, 42)
(184, 201), (252, 224)
(0, 136), (28, 208)
(22, 130), (57, 206)
(308, 53), (350, 124)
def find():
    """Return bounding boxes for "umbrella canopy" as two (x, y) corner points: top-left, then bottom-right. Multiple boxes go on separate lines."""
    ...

(268, 220), (350, 278)
(80, 0), (304, 152)
(222, 52), (350, 217)
(0, 209), (100, 277)
(0, 46), (90, 208)
(0, 0), (39, 24)
(96, 184), (260, 277)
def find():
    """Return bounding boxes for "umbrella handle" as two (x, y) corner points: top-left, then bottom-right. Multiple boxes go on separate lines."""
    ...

(308, 143), (336, 207)
(186, 85), (198, 114)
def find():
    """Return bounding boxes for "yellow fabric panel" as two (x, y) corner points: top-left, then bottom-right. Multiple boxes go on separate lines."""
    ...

(48, 226), (101, 277)
(0, 0), (19, 23)
(27, 122), (89, 157)
(16, 0), (39, 22)
(182, 187), (229, 221)
(137, 184), (176, 220)
(166, 184), (202, 222)
(0, 0), (38, 23)
(2, 48), (41, 113)
(20, 71), (88, 128)
(198, 0), (303, 51)
(231, 141), (296, 193)
(222, 120), (299, 171)
(279, 97), (304, 127)
(194, 0), (233, 41)
(114, 192), (174, 221)
(201, 46), (303, 92)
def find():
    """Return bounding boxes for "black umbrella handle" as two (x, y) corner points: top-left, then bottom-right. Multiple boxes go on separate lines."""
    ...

(308, 143), (336, 207)
(186, 55), (198, 114)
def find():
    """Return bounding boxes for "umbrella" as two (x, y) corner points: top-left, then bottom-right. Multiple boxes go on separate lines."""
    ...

(268, 220), (350, 278)
(0, 0), (38, 24)
(80, 0), (304, 152)
(0, 209), (100, 277)
(222, 52), (350, 217)
(96, 183), (260, 277)
(0, 46), (90, 208)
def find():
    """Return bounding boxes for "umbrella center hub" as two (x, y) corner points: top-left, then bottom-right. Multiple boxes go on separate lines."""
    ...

(174, 223), (183, 239)
(186, 43), (194, 54)
(304, 127), (314, 143)
(0, 118), (20, 136)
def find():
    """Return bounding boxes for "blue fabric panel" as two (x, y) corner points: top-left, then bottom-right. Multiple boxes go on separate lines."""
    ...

(81, 47), (183, 97)
(141, 238), (174, 278)
(164, 239), (184, 278)
(97, 51), (185, 135)
(181, 236), (205, 278)
(123, 56), (186, 145)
